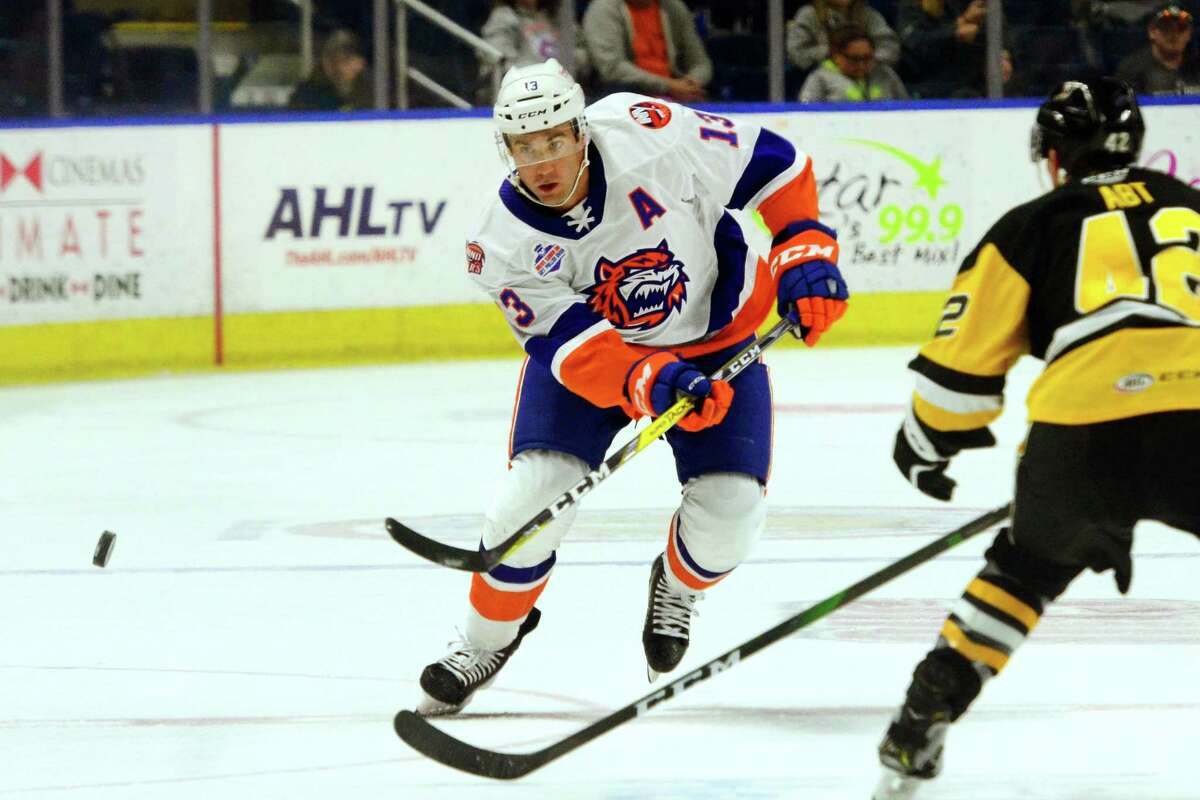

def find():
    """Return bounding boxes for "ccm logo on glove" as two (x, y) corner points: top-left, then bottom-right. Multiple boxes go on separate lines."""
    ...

(769, 220), (849, 347)
(770, 243), (837, 277)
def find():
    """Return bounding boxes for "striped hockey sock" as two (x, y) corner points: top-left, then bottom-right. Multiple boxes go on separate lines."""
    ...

(939, 566), (1045, 676)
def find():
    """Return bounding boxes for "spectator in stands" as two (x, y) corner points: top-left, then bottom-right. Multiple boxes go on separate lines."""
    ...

(478, 0), (590, 104)
(1076, 0), (1199, 26)
(1116, 3), (1200, 94)
(582, 0), (712, 101)
(288, 29), (371, 111)
(800, 23), (909, 101)
(787, 0), (901, 73)
(0, 0), (48, 115)
(896, 0), (1008, 97)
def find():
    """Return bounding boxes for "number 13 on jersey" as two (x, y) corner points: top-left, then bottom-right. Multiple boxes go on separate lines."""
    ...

(696, 111), (738, 148)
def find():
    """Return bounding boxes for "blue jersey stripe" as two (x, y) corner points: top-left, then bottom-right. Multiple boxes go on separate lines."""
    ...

(524, 301), (606, 369)
(486, 551), (558, 585)
(706, 212), (750, 335)
(728, 128), (797, 210)
(771, 218), (838, 248)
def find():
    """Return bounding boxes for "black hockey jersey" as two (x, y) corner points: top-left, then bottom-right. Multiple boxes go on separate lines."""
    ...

(909, 166), (1200, 443)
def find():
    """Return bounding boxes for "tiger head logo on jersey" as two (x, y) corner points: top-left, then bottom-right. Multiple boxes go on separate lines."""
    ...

(585, 240), (688, 330)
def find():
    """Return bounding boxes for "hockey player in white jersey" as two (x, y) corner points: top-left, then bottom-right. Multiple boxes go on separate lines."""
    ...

(416, 59), (849, 715)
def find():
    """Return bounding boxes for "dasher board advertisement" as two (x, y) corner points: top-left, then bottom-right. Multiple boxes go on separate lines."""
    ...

(218, 116), (500, 314)
(0, 125), (213, 325)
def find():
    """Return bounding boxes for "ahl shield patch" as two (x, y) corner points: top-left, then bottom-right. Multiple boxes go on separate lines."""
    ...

(532, 242), (565, 277)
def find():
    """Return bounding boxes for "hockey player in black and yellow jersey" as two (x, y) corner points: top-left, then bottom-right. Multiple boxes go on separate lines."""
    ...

(873, 77), (1200, 800)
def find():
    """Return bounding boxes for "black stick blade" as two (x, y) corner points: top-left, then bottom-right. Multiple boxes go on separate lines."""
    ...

(384, 518), (510, 572)
(389, 504), (1012, 781)
(394, 711), (545, 780)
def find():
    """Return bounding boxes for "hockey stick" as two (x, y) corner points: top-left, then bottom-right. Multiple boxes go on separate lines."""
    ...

(385, 316), (797, 573)
(393, 502), (1013, 779)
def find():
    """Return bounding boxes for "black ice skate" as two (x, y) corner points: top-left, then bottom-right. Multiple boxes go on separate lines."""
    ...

(873, 650), (978, 800)
(873, 715), (948, 800)
(415, 607), (541, 717)
(642, 554), (701, 682)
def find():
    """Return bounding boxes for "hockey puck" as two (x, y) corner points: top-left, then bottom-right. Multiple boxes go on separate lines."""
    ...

(93, 531), (116, 567)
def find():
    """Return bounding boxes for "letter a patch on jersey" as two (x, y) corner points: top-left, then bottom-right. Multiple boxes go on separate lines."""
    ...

(629, 187), (667, 230)
(585, 239), (688, 330)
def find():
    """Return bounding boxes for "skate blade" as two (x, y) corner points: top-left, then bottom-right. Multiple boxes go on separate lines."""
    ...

(415, 691), (471, 718)
(646, 666), (660, 683)
(871, 766), (924, 800)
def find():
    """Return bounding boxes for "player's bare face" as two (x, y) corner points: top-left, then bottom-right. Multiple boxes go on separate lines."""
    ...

(508, 123), (589, 207)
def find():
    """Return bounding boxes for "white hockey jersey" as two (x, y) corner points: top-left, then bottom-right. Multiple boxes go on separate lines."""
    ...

(466, 92), (825, 412)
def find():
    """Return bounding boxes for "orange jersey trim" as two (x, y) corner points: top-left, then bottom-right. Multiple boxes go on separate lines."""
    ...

(756, 158), (820, 236)
(557, 327), (645, 409)
(634, 255), (777, 361)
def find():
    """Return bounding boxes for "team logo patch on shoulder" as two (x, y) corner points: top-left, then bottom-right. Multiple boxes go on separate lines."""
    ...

(585, 239), (688, 330)
(466, 241), (485, 274)
(629, 101), (672, 130)
(532, 242), (565, 277)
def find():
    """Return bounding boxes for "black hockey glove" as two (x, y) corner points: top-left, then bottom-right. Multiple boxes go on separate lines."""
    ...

(893, 419), (955, 502)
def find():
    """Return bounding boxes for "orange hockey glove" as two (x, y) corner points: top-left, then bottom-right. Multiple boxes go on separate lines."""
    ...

(625, 352), (734, 432)
(770, 220), (849, 346)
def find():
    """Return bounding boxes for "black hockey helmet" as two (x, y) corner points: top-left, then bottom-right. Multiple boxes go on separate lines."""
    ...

(1029, 77), (1145, 178)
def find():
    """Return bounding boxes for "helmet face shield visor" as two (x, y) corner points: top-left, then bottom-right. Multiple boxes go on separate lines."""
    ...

(499, 127), (587, 168)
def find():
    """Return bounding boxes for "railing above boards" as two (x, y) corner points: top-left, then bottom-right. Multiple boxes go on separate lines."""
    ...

(393, 0), (504, 110)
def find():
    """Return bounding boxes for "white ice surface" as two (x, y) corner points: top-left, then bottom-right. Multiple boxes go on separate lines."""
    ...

(2, 348), (1196, 799)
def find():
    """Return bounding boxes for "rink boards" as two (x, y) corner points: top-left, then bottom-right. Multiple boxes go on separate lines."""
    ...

(1, 100), (1197, 383)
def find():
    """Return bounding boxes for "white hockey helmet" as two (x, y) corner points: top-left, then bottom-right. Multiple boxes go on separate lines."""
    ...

(493, 59), (590, 208)
(493, 58), (586, 136)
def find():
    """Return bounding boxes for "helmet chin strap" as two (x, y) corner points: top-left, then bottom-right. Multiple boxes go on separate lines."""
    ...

(512, 146), (591, 211)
